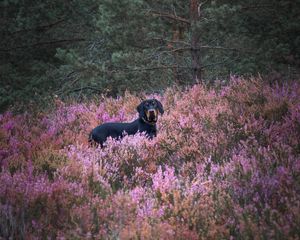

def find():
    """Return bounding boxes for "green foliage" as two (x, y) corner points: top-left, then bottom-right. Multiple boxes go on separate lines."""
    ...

(1, 0), (299, 111)
(0, 0), (99, 111)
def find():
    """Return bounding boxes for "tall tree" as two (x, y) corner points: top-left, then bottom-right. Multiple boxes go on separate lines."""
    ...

(190, 0), (202, 82)
(0, 0), (99, 110)
(1, 0), (299, 111)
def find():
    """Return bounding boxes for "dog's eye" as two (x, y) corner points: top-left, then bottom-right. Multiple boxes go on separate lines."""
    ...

(145, 102), (149, 107)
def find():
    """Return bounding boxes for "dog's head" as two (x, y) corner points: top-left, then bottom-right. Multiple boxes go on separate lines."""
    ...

(137, 99), (164, 124)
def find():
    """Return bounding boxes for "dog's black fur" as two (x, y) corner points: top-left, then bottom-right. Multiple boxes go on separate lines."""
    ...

(89, 99), (164, 147)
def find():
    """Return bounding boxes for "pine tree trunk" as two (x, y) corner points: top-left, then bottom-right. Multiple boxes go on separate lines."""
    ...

(190, 0), (202, 83)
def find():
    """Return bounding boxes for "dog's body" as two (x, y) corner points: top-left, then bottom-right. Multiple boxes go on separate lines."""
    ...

(89, 99), (163, 147)
(89, 118), (157, 146)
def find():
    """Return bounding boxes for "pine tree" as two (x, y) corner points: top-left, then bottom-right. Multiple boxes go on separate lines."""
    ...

(1, 0), (299, 111)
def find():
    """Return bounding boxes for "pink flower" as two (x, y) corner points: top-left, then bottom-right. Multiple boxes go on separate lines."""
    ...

(152, 166), (178, 194)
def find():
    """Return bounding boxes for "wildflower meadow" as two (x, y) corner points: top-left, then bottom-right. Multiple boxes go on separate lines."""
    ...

(1, 77), (300, 239)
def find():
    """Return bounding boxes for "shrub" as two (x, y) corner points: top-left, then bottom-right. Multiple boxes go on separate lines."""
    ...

(0, 77), (299, 238)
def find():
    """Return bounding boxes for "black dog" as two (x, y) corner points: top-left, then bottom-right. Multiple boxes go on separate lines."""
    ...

(89, 99), (164, 147)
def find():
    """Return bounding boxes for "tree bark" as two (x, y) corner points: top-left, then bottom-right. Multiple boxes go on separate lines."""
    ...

(190, 0), (202, 83)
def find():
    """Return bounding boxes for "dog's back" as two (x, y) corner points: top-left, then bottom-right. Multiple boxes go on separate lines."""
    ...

(89, 121), (139, 147)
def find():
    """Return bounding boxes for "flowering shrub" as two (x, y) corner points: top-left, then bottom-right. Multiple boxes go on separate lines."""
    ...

(0, 77), (299, 239)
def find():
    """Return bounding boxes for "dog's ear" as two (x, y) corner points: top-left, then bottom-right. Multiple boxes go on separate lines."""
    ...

(155, 99), (164, 115)
(136, 101), (145, 117)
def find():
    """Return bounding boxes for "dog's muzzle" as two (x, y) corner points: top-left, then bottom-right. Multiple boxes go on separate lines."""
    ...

(146, 109), (157, 122)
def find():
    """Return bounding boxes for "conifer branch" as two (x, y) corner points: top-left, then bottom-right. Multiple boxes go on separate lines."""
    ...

(0, 38), (86, 52)
(149, 10), (190, 25)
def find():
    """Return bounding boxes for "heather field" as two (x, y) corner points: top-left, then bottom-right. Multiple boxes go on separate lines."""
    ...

(1, 77), (300, 239)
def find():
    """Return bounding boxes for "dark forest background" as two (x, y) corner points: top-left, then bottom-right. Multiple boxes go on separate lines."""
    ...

(1, 0), (299, 112)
